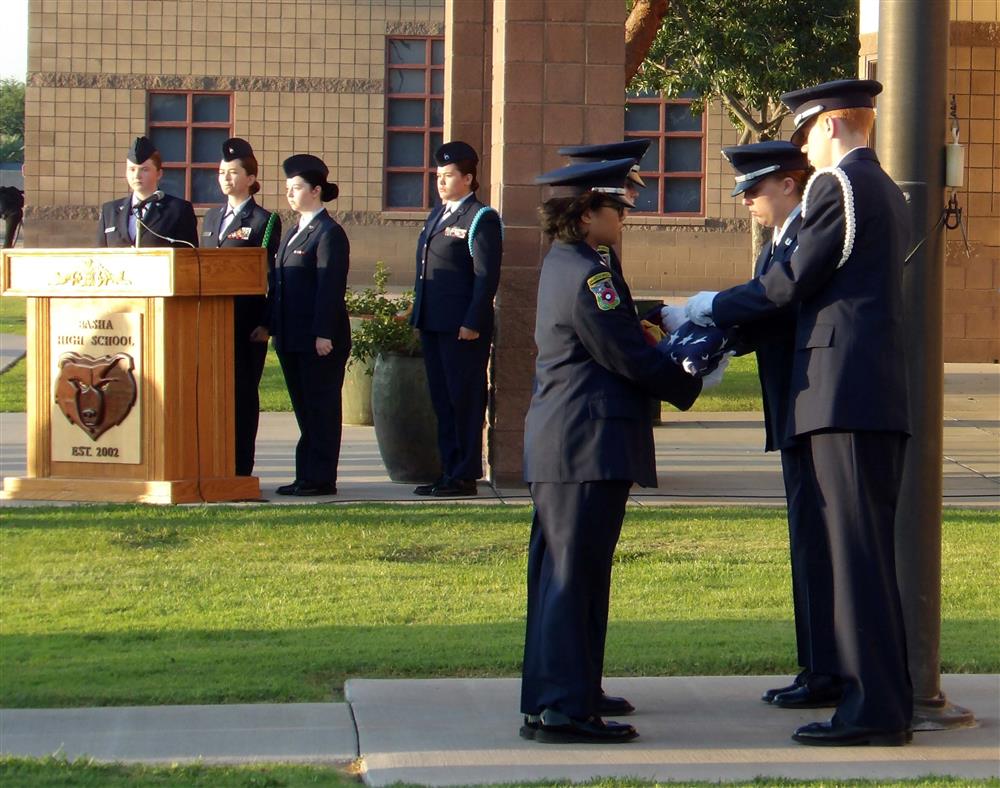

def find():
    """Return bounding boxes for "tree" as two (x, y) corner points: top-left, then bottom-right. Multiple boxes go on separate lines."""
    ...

(629, 0), (858, 143)
(626, 0), (858, 264)
(0, 79), (25, 163)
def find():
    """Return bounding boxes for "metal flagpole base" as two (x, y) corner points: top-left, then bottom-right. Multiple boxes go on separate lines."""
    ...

(912, 692), (977, 731)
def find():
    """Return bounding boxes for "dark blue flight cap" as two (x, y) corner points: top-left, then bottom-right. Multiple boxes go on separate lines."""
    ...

(127, 136), (158, 164)
(557, 139), (651, 187)
(535, 157), (638, 208)
(283, 153), (339, 201)
(222, 137), (255, 161)
(781, 79), (882, 145)
(722, 141), (810, 196)
(435, 141), (479, 166)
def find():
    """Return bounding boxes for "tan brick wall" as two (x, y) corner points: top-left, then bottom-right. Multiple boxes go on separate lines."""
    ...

(23, 0), (445, 291)
(943, 20), (1000, 362)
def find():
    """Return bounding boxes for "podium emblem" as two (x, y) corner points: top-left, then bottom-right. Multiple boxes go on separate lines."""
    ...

(54, 352), (138, 440)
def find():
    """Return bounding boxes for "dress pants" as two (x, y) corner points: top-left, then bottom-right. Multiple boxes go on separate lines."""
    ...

(234, 335), (268, 476)
(780, 443), (839, 675)
(276, 347), (348, 485)
(420, 329), (491, 481)
(802, 430), (911, 731)
(521, 480), (631, 720)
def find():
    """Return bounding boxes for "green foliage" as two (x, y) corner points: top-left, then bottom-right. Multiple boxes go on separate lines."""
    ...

(0, 79), (25, 162)
(0, 504), (995, 707)
(346, 261), (420, 369)
(631, 0), (859, 140)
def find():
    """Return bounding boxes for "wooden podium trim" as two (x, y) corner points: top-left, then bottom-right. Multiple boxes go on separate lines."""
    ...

(1, 476), (262, 505)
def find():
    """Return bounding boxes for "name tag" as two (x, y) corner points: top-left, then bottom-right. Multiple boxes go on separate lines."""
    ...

(293, 249), (306, 255)
(104, 227), (116, 234)
(444, 226), (467, 239)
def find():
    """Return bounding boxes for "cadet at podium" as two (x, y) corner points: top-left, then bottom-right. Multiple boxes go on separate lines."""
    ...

(97, 136), (198, 249)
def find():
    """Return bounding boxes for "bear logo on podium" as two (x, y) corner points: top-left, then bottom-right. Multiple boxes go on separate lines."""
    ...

(54, 352), (137, 440)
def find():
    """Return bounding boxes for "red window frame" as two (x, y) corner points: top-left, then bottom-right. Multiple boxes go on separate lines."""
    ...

(625, 94), (706, 217)
(147, 91), (233, 207)
(383, 36), (444, 211)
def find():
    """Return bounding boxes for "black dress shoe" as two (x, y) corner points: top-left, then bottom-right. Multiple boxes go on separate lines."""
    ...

(518, 714), (540, 740)
(534, 715), (638, 744)
(431, 478), (477, 497)
(276, 481), (301, 496)
(772, 683), (843, 709)
(597, 693), (635, 716)
(291, 481), (337, 496)
(792, 720), (911, 747)
(414, 476), (446, 496)
(762, 670), (807, 703)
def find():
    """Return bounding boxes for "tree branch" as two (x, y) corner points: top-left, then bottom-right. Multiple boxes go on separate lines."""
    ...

(625, 0), (671, 83)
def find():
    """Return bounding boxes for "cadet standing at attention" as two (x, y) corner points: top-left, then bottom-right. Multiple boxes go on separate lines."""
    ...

(686, 79), (913, 747)
(520, 157), (706, 745)
(410, 141), (503, 498)
(201, 138), (282, 477)
(97, 136), (198, 249)
(270, 154), (350, 497)
(720, 141), (842, 710)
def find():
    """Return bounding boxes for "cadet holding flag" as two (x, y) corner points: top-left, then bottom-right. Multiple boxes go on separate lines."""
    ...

(720, 141), (842, 710)
(519, 157), (705, 744)
(685, 79), (913, 747)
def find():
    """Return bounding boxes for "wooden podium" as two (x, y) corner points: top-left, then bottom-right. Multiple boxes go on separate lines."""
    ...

(1, 247), (267, 504)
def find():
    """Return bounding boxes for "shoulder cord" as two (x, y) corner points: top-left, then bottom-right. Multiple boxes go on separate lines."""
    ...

(801, 167), (856, 269)
(467, 206), (503, 256)
(261, 212), (277, 249)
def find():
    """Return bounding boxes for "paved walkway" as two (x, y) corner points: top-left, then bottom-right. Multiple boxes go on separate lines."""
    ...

(1, 361), (997, 506)
(2, 676), (997, 783)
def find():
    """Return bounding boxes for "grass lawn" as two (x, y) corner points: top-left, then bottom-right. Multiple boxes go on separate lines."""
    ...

(1, 504), (995, 709)
(0, 759), (993, 788)
(0, 295), (26, 335)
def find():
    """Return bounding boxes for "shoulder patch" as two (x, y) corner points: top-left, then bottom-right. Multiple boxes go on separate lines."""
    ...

(587, 271), (620, 311)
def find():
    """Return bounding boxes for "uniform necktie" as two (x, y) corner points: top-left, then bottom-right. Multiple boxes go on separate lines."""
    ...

(219, 209), (234, 237)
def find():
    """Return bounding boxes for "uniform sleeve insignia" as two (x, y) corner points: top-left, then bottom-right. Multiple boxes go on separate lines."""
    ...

(444, 226), (468, 239)
(227, 226), (252, 240)
(587, 271), (620, 311)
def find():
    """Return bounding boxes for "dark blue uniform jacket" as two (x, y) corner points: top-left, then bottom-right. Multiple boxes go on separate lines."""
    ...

(524, 241), (702, 487)
(97, 193), (198, 248)
(268, 209), (351, 355)
(713, 149), (910, 438)
(201, 198), (281, 339)
(411, 195), (503, 334)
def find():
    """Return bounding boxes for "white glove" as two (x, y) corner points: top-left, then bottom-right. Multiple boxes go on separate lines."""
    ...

(700, 353), (732, 390)
(660, 305), (686, 334)
(685, 291), (718, 327)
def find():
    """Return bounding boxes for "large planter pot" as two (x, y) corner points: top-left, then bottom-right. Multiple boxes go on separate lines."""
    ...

(343, 318), (374, 425)
(371, 353), (442, 483)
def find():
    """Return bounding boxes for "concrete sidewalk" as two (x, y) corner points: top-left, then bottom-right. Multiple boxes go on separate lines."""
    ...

(2, 676), (997, 783)
(1, 362), (997, 505)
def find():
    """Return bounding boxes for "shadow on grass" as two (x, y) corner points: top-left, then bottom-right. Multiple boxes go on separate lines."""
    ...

(3, 618), (996, 709)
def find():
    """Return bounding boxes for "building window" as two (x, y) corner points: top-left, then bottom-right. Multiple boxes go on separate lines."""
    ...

(625, 92), (705, 216)
(148, 92), (233, 206)
(384, 36), (444, 210)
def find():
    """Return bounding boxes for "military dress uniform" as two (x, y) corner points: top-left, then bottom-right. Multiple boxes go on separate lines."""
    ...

(270, 155), (350, 495)
(697, 81), (913, 744)
(411, 142), (502, 494)
(521, 158), (702, 744)
(97, 136), (198, 249)
(721, 142), (841, 707)
(201, 138), (282, 476)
